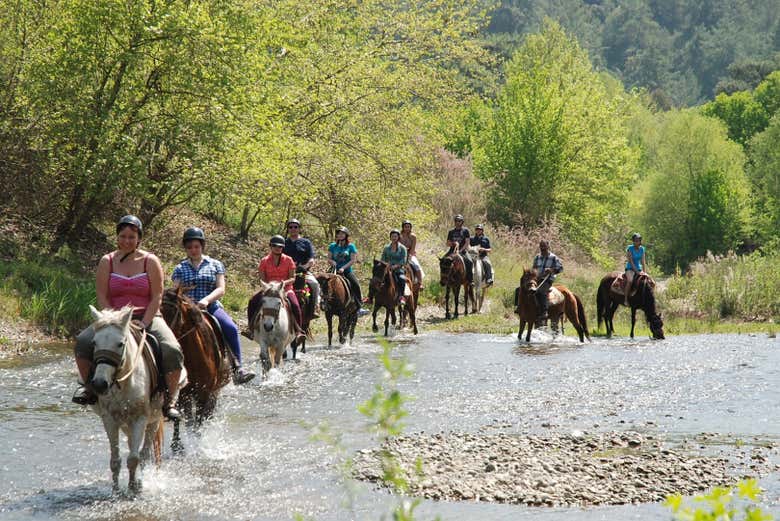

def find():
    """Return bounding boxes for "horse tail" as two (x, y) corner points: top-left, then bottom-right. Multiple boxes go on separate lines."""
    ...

(574, 293), (590, 341)
(596, 281), (605, 330)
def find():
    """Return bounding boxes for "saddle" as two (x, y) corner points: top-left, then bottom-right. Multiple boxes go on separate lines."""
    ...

(203, 311), (231, 370)
(610, 273), (639, 298)
(130, 327), (165, 396)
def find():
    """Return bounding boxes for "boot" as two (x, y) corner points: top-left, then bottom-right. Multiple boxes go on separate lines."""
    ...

(310, 283), (321, 319)
(72, 384), (97, 405)
(163, 370), (182, 420)
(233, 365), (256, 385)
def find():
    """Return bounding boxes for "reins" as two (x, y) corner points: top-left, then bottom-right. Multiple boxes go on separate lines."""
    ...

(116, 323), (146, 384)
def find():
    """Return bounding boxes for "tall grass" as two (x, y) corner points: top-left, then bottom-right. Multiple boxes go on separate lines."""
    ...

(0, 260), (95, 336)
(665, 251), (780, 321)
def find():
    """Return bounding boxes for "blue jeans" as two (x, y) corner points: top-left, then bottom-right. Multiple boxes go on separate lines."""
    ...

(209, 305), (242, 365)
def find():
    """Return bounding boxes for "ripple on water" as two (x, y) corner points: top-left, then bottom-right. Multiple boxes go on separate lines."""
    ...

(0, 333), (778, 521)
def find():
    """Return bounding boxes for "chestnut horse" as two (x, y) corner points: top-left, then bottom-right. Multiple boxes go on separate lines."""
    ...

(316, 273), (357, 346)
(514, 269), (590, 342)
(291, 267), (315, 359)
(399, 262), (419, 334)
(161, 287), (230, 453)
(439, 254), (470, 319)
(597, 272), (665, 339)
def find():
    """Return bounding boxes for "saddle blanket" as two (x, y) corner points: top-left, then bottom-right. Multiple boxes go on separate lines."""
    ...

(610, 273), (637, 298)
(548, 287), (564, 306)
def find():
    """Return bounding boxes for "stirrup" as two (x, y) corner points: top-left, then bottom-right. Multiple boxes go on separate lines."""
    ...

(163, 405), (181, 420)
(233, 367), (256, 385)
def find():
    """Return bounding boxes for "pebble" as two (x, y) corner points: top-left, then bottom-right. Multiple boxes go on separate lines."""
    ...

(352, 430), (772, 507)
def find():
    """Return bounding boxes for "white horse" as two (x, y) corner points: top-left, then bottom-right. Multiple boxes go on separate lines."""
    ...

(88, 305), (166, 494)
(252, 281), (294, 374)
(466, 246), (489, 313)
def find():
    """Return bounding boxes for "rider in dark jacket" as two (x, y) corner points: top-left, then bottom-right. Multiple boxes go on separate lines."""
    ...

(469, 224), (493, 285)
(283, 218), (320, 318)
(532, 239), (563, 326)
(446, 214), (473, 285)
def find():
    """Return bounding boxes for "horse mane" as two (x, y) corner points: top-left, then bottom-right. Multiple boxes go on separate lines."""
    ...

(92, 306), (133, 330)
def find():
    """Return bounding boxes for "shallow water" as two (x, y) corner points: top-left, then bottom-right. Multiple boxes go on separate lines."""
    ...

(0, 329), (778, 520)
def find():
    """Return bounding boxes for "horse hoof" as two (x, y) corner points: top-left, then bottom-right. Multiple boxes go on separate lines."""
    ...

(372, 325), (378, 332)
(171, 440), (185, 456)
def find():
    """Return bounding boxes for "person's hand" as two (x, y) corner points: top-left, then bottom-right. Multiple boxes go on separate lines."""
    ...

(197, 298), (209, 310)
(337, 268), (344, 274)
(544, 268), (553, 275)
(132, 319), (147, 330)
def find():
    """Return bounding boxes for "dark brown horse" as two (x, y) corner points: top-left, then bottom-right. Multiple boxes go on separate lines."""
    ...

(316, 273), (357, 346)
(370, 259), (397, 336)
(160, 287), (231, 453)
(515, 269), (590, 342)
(439, 254), (470, 319)
(597, 272), (665, 340)
(399, 262), (419, 334)
(291, 267), (315, 359)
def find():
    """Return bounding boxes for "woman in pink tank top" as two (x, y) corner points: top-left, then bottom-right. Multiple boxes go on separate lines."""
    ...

(73, 215), (184, 419)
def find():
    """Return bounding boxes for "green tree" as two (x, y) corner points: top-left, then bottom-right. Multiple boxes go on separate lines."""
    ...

(641, 110), (752, 270)
(748, 113), (780, 243)
(701, 91), (769, 146)
(473, 21), (638, 257)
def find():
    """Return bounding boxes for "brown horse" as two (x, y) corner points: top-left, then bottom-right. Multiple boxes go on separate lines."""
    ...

(291, 267), (315, 359)
(316, 273), (357, 346)
(399, 262), (419, 334)
(439, 254), (470, 319)
(597, 272), (665, 339)
(370, 260), (397, 336)
(161, 287), (231, 453)
(515, 269), (590, 342)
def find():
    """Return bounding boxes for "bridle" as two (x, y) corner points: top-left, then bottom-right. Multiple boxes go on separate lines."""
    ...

(93, 322), (146, 387)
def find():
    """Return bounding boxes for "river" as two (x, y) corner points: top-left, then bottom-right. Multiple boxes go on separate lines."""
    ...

(1, 330), (778, 520)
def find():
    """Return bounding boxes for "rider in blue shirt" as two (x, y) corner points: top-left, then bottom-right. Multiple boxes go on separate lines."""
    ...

(469, 224), (493, 285)
(283, 218), (320, 318)
(172, 227), (255, 384)
(624, 233), (648, 305)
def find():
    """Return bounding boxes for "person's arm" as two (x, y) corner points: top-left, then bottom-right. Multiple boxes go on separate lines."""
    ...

(327, 247), (337, 269)
(96, 255), (112, 310)
(141, 254), (164, 327)
(258, 260), (269, 284)
(302, 241), (315, 270)
(283, 263), (296, 287)
(641, 249), (648, 275)
(480, 238), (491, 254)
(409, 235), (417, 257)
(399, 245), (407, 268)
(198, 274), (226, 309)
(554, 256), (563, 274)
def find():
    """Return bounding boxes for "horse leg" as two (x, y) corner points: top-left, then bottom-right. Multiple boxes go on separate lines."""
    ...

(102, 419), (122, 493)
(127, 417), (147, 494)
(326, 313), (333, 347)
(171, 417), (184, 455)
(140, 419), (160, 468)
(410, 304), (418, 335)
(372, 305), (379, 333)
(445, 286), (451, 320)
(526, 320), (534, 342)
(462, 284), (469, 317)
(630, 307), (637, 339)
(517, 319), (525, 340)
(453, 286), (460, 318)
(384, 308), (391, 336)
(261, 343), (272, 373)
(274, 343), (284, 368)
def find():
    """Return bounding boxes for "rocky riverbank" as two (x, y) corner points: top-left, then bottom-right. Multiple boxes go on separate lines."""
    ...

(353, 431), (776, 507)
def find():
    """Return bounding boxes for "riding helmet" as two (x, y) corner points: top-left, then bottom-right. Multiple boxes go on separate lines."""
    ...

(401, 219), (412, 227)
(454, 214), (464, 221)
(390, 228), (401, 237)
(116, 215), (143, 238)
(475, 224), (484, 230)
(182, 227), (206, 245)
(270, 235), (285, 247)
(632, 232), (642, 241)
(287, 218), (301, 227)
(335, 226), (349, 237)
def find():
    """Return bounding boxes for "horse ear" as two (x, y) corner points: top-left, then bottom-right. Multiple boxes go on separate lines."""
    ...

(89, 305), (101, 320)
(259, 280), (269, 292)
(121, 306), (134, 329)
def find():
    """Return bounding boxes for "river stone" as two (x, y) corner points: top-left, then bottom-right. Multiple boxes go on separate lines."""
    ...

(352, 430), (772, 507)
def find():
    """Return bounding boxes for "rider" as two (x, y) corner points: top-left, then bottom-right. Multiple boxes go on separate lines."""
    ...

(470, 224), (494, 286)
(283, 218), (320, 318)
(381, 229), (408, 305)
(251, 235), (306, 342)
(532, 239), (563, 326)
(172, 227), (255, 385)
(624, 232), (648, 305)
(399, 220), (424, 289)
(328, 226), (369, 316)
(446, 214), (473, 285)
(72, 215), (184, 420)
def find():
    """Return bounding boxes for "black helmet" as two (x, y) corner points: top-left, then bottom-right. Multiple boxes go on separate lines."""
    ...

(475, 223), (484, 230)
(182, 227), (206, 245)
(454, 214), (464, 221)
(631, 232), (642, 241)
(335, 226), (349, 236)
(401, 219), (412, 227)
(390, 228), (401, 237)
(287, 218), (301, 227)
(116, 215), (143, 238)
(270, 235), (285, 247)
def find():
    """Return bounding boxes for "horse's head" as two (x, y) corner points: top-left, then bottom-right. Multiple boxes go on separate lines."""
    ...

(258, 281), (285, 332)
(161, 285), (202, 332)
(519, 268), (538, 294)
(89, 305), (134, 394)
(649, 313), (665, 340)
(371, 259), (389, 290)
(439, 256), (454, 285)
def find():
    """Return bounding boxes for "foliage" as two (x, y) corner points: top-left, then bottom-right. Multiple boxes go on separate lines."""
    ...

(748, 113), (780, 241)
(665, 479), (773, 521)
(473, 21), (638, 260)
(701, 92), (770, 147)
(639, 110), (752, 270)
(481, 0), (780, 106)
